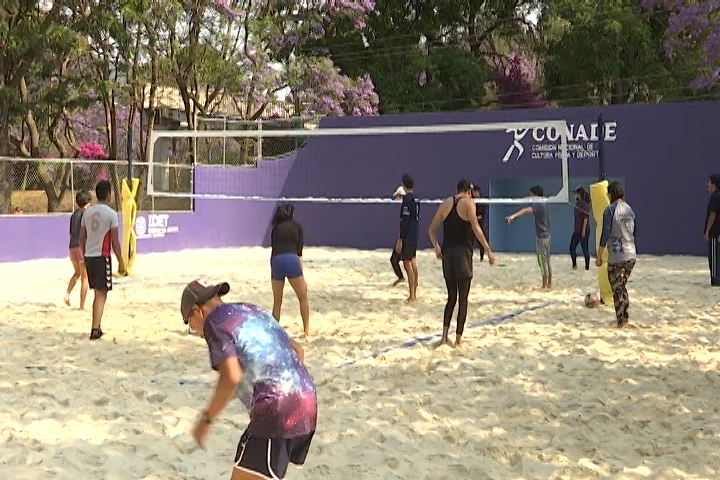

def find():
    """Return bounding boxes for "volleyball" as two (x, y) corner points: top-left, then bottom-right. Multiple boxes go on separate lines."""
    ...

(585, 293), (599, 308)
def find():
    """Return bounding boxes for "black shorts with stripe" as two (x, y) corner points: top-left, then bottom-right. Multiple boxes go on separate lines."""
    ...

(85, 256), (112, 292)
(234, 429), (315, 479)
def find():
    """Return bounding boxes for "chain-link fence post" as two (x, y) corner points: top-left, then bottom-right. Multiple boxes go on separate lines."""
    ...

(257, 118), (263, 163)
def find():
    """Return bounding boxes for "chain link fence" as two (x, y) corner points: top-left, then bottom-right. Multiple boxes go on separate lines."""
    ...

(2, 157), (192, 215)
(2, 117), (321, 215)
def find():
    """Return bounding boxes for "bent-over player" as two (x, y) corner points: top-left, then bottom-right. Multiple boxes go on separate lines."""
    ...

(181, 279), (317, 480)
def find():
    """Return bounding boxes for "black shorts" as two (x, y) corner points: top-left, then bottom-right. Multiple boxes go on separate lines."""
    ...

(400, 244), (417, 261)
(85, 256), (112, 292)
(442, 246), (473, 280)
(234, 429), (315, 479)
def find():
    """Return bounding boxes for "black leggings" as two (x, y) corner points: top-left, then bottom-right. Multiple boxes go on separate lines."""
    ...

(569, 232), (590, 269)
(443, 277), (472, 336)
(390, 250), (403, 280)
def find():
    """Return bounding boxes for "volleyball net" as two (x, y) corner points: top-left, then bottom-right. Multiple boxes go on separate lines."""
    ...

(146, 119), (571, 205)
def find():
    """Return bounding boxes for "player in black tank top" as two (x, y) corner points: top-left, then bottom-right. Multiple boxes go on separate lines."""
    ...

(429, 180), (498, 348)
(442, 197), (475, 251)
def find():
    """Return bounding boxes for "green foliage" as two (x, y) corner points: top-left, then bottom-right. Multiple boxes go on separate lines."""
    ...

(540, 0), (705, 105)
(319, 0), (542, 113)
(369, 47), (492, 113)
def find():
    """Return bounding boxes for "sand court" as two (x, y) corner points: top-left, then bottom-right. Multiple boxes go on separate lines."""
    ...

(1, 247), (719, 479)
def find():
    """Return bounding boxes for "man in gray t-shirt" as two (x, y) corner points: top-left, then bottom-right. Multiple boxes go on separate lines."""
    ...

(505, 185), (552, 288)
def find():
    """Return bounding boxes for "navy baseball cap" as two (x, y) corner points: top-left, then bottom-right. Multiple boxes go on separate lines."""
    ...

(180, 279), (230, 324)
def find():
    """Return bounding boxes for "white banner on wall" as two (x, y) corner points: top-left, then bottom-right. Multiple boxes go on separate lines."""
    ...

(501, 120), (618, 163)
(134, 214), (179, 239)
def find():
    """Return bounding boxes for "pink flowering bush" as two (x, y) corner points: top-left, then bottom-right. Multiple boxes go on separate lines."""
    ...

(78, 142), (107, 159)
(75, 141), (109, 189)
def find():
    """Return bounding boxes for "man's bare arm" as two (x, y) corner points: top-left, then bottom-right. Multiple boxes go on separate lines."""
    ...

(507, 206), (533, 221)
(428, 198), (452, 250)
(706, 212), (716, 237)
(204, 357), (243, 421)
(110, 227), (126, 271)
(79, 226), (87, 255)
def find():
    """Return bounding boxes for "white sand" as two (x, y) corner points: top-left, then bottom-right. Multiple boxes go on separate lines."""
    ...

(1, 248), (719, 480)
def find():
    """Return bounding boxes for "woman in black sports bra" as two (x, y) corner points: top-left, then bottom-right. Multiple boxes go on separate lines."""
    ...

(428, 179), (497, 347)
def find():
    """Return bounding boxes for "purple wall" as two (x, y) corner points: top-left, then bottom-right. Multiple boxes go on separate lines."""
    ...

(264, 101), (718, 255)
(1, 101), (717, 263)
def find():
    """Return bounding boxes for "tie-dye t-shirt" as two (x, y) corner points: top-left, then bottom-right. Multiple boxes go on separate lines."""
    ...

(203, 303), (317, 438)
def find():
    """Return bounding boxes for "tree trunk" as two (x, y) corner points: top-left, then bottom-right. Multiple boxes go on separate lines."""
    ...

(20, 76), (66, 212)
(0, 96), (12, 214)
(135, 29), (159, 211)
(138, 104), (157, 210)
(41, 162), (71, 212)
(610, 80), (629, 105)
(103, 94), (122, 211)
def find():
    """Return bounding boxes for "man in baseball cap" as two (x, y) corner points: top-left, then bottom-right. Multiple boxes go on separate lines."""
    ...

(180, 278), (230, 324)
(178, 278), (318, 480)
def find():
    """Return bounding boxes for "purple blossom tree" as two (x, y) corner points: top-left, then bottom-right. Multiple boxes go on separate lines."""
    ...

(291, 58), (379, 116)
(69, 101), (141, 162)
(493, 55), (545, 109)
(212, 0), (379, 117)
(641, 0), (720, 89)
(68, 100), (142, 192)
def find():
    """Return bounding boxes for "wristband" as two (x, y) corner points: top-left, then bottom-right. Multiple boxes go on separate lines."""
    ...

(201, 411), (214, 424)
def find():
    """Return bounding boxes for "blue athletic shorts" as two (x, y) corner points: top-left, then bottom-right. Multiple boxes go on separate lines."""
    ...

(271, 253), (303, 281)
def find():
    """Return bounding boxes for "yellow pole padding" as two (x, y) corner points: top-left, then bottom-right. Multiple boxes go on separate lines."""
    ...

(120, 178), (139, 276)
(590, 180), (612, 305)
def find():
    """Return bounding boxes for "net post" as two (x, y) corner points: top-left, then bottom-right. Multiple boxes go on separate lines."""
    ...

(223, 116), (227, 167)
(598, 113), (606, 181)
(555, 119), (570, 204)
(121, 112), (139, 276)
(127, 115), (133, 182)
(591, 114), (612, 304)
(146, 130), (157, 195)
(257, 118), (263, 163)
(70, 158), (75, 212)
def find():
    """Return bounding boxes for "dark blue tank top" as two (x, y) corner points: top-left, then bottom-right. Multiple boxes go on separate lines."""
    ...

(442, 196), (474, 251)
